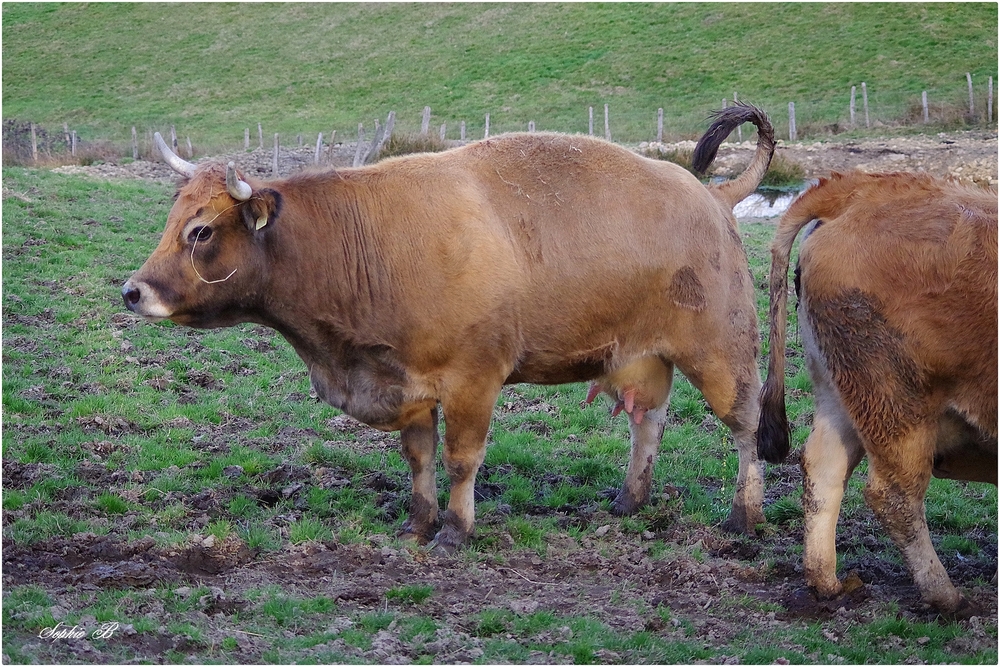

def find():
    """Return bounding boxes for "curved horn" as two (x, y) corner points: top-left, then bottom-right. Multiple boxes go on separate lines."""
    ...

(153, 132), (196, 177)
(226, 162), (253, 201)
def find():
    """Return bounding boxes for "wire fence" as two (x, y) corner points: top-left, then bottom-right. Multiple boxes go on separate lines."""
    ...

(4, 74), (996, 166)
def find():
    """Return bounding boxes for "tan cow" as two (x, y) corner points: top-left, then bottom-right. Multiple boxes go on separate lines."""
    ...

(124, 104), (775, 552)
(757, 170), (997, 616)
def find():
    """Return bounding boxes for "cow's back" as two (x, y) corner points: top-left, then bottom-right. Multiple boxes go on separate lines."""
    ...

(365, 133), (744, 375)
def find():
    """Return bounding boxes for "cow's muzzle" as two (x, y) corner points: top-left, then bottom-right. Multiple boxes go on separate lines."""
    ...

(121, 279), (169, 321)
(122, 281), (141, 311)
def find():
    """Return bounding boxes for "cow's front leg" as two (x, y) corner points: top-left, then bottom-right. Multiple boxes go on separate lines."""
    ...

(398, 405), (440, 545)
(431, 378), (503, 554)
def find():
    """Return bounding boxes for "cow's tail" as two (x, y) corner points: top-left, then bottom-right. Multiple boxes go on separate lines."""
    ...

(757, 180), (843, 464)
(692, 102), (776, 212)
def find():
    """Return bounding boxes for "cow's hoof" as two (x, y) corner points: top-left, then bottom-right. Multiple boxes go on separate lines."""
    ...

(719, 506), (761, 537)
(942, 596), (981, 621)
(398, 519), (435, 546)
(427, 517), (469, 556)
(611, 491), (645, 516)
(398, 530), (429, 547)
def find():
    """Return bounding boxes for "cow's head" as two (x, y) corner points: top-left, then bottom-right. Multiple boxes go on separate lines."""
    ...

(122, 133), (280, 328)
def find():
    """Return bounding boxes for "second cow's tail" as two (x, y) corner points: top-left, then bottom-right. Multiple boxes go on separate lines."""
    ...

(756, 177), (849, 464)
(692, 102), (776, 211)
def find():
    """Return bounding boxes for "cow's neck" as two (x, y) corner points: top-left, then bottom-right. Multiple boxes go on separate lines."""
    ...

(253, 174), (410, 428)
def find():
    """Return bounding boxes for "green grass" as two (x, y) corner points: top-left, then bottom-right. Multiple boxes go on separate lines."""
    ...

(2, 3), (996, 152)
(2, 167), (996, 663)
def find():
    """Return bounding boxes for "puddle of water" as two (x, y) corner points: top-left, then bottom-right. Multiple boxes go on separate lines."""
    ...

(733, 191), (799, 218)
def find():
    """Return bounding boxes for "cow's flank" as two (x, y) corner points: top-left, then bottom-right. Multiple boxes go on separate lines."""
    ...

(757, 170), (998, 617)
(124, 104), (775, 552)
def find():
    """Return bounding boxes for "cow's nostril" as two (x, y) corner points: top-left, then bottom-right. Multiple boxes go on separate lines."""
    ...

(122, 284), (141, 310)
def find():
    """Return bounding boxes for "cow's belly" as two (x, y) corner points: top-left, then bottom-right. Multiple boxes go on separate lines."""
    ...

(932, 409), (998, 484)
(505, 358), (606, 385)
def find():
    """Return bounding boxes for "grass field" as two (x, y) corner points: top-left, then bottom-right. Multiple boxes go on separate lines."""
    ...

(2, 166), (996, 663)
(3, 2), (997, 150)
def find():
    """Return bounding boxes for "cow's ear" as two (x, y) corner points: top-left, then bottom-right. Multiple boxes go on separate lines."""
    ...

(241, 188), (282, 234)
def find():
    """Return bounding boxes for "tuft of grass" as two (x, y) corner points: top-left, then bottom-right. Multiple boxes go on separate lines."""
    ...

(764, 494), (804, 525)
(386, 584), (434, 605)
(95, 492), (130, 515)
(288, 516), (334, 544)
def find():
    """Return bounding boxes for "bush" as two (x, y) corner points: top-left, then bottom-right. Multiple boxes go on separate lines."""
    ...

(375, 132), (448, 161)
(760, 153), (806, 188)
(637, 146), (701, 176)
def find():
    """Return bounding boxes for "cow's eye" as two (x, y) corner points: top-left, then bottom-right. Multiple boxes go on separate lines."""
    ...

(188, 226), (213, 244)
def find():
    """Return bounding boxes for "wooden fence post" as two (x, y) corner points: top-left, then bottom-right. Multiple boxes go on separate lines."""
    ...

(353, 124), (365, 167)
(132, 127), (138, 160)
(362, 110), (395, 163)
(297, 134), (303, 147)
(989, 76), (994, 123)
(186, 137), (193, 158)
(656, 108), (663, 143)
(850, 86), (856, 127)
(315, 132), (323, 164)
(258, 123), (264, 149)
(589, 106), (594, 136)
(326, 130), (337, 163)
(63, 122), (70, 146)
(861, 82), (869, 128)
(967, 72), (975, 117)
(460, 121), (466, 141)
(440, 123), (447, 140)
(272, 133), (279, 176)
(30, 123), (37, 162)
(171, 126), (178, 151)
(528, 121), (535, 132)
(604, 104), (611, 141)
(71, 130), (77, 156)
(421, 106), (431, 135)
(788, 102), (797, 141)
(484, 113), (490, 139)
(245, 128), (250, 150)
(922, 91), (929, 123)
(733, 91), (742, 142)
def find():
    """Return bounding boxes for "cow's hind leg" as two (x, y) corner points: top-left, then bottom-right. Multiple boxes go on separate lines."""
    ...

(680, 355), (765, 536)
(864, 424), (973, 617)
(398, 406), (440, 545)
(800, 397), (865, 599)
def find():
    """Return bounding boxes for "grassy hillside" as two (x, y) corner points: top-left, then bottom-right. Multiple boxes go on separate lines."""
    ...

(2, 3), (998, 148)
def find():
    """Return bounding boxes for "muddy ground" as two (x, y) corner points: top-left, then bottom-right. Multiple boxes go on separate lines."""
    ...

(6, 130), (998, 663)
(3, 428), (997, 664)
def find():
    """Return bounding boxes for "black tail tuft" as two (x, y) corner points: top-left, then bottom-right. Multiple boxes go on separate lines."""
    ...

(691, 102), (774, 175)
(756, 379), (790, 464)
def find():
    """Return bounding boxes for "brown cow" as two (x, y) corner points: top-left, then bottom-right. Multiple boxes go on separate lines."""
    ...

(757, 171), (997, 616)
(123, 104), (775, 552)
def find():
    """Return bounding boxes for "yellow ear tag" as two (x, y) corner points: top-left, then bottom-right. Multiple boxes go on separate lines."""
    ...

(256, 216), (268, 231)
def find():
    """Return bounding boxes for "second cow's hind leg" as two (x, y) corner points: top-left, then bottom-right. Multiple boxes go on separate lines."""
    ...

(865, 425), (971, 616)
(800, 399), (866, 599)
